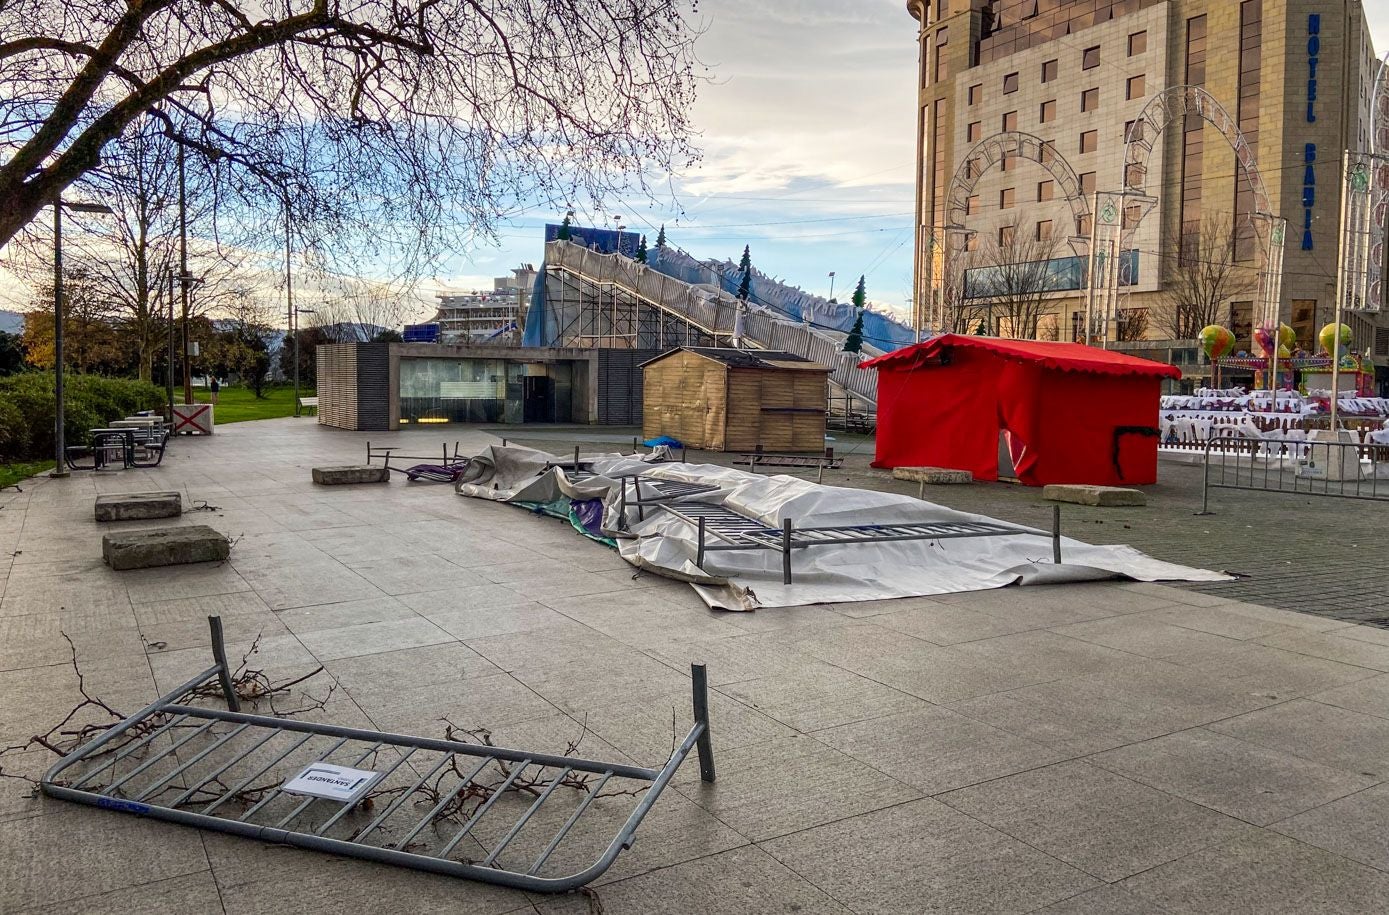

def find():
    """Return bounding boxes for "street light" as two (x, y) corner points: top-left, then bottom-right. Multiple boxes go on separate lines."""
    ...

(50, 198), (115, 478)
(292, 307), (316, 416)
(827, 271), (837, 303)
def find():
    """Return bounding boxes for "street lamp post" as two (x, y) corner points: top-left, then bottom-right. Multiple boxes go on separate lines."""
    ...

(50, 197), (115, 479)
(292, 307), (316, 415)
(827, 271), (837, 302)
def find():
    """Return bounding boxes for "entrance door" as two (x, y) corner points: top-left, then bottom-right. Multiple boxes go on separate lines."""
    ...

(523, 375), (555, 422)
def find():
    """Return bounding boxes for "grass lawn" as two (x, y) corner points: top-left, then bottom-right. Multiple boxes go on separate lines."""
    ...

(0, 459), (55, 490)
(193, 385), (316, 424)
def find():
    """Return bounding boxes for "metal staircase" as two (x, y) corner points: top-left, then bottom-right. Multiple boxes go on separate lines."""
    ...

(544, 240), (882, 409)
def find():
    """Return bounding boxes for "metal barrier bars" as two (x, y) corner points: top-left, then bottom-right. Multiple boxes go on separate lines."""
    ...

(1199, 431), (1389, 514)
(669, 502), (1044, 584)
(42, 616), (715, 893)
(614, 474), (723, 529)
(365, 441), (470, 480)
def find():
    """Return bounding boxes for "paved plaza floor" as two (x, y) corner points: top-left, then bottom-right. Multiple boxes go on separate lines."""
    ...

(3, 418), (1389, 913)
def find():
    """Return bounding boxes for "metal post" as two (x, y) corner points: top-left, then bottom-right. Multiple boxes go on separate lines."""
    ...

(1051, 505), (1062, 564)
(1084, 192), (1099, 346)
(166, 270), (175, 422)
(690, 664), (715, 783)
(696, 515), (706, 569)
(573, 445), (580, 469)
(178, 144), (193, 407)
(208, 616), (240, 713)
(1330, 149), (1352, 431)
(51, 198), (69, 478)
(1198, 437), (1214, 515)
(781, 517), (793, 585)
(288, 190), (299, 417)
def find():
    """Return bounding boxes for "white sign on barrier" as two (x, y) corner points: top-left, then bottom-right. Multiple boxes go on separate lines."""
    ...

(172, 403), (214, 435)
(282, 763), (381, 803)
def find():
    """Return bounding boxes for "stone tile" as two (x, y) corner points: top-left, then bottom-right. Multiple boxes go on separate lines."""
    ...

(578, 687), (794, 764)
(816, 706), (1071, 795)
(324, 641), (501, 696)
(14, 870), (224, 915)
(347, 553), (491, 597)
(1207, 700), (1389, 778)
(147, 632), (319, 693)
(938, 582), (1171, 626)
(1271, 784), (1389, 871)
(356, 672), (558, 736)
(1306, 672), (1389, 720)
(948, 686), (1190, 757)
(1051, 614), (1243, 660)
(511, 653), (694, 715)
(400, 583), (541, 616)
(464, 621), (633, 673)
(1143, 603), (1315, 641)
(0, 806), (211, 911)
(534, 846), (850, 915)
(1089, 728), (1378, 825)
(132, 591), (283, 652)
(119, 562), (253, 604)
(1032, 884), (1169, 914)
(748, 621), (939, 669)
(760, 798), (1097, 915)
(1166, 642), (1378, 700)
(870, 600), (1043, 645)
(945, 630), (1143, 683)
(1121, 831), (1389, 914)
(273, 595), (418, 633)
(236, 561), (387, 611)
(940, 761), (1254, 882)
(295, 616), (454, 662)
(0, 614), (146, 672)
(642, 633), (814, 686)
(417, 600), (574, 642)
(1255, 629), (1389, 672)
(673, 735), (921, 841)
(1325, 623), (1389, 647)
(719, 662), (931, 732)
(1050, 658), (1283, 728)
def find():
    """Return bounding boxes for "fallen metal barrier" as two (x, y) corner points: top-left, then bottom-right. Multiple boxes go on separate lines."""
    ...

(42, 617), (715, 893)
(1199, 431), (1389, 513)
(666, 501), (1048, 584)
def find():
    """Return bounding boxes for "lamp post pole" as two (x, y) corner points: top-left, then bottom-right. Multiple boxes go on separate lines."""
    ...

(51, 198), (67, 478)
(167, 270), (176, 421)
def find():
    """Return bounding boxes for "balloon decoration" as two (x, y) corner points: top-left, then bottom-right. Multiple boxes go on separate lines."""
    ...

(1253, 325), (1277, 356)
(1254, 323), (1296, 356)
(1278, 323), (1296, 349)
(1318, 322), (1353, 356)
(1198, 325), (1235, 360)
(1278, 344), (1291, 358)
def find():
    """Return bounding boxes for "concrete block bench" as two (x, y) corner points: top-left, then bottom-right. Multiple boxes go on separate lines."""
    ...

(893, 466), (973, 498)
(102, 525), (230, 571)
(312, 465), (389, 485)
(94, 491), (182, 522)
(1043, 484), (1146, 507)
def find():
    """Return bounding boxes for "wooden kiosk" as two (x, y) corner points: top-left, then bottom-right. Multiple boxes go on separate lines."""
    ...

(641, 347), (831, 452)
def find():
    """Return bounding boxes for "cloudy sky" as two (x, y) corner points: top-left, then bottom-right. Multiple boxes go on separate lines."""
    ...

(431, 0), (1389, 322)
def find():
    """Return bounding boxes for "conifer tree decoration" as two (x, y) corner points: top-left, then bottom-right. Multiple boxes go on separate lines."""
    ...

(556, 215), (572, 240)
(737, 245), (752, 302)
(635, 235), (648, 263)
(844, 275), (867, 353)
(655, 224), (667, 248)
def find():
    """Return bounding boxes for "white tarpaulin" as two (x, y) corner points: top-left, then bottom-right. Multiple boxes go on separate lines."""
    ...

(455, 446), (1228, 611)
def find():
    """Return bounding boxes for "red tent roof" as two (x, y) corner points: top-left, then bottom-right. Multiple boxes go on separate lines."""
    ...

(861, 334), (1181, 380)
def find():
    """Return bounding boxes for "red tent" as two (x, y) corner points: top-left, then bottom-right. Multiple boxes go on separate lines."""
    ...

(861, 335), (1180, 486)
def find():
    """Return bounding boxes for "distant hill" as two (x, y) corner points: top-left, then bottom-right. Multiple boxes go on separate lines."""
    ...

(0, 310), (23, 335)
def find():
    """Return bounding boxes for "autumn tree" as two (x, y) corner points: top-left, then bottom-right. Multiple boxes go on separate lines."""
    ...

(960, 225), (1064, 339)
(1152, 215), (1258, 339)
(0, 0), (704, 275)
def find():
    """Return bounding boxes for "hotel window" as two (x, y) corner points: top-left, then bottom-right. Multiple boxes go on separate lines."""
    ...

(999, 225), (1015, 247)
(967, 121), (982, 142)
(966, 234), (980, 252)
(1234, 1), (1262, 261)
(1079, 130), (1097, 154)
(1036, 220), (1053, 241)
(1039, 140), (1056, 162)
(1124, 205), (1143, 230)
(1000, 188), (1016, 210)
(1037, 180), (1055, 202)
(1180, 15), (1208, 248)
(1076, 214), (1092, 236)
(933, 27), (949, 83)
(1126, 75), (1145, 100)
(1128, 31), (1147, 56)
(1003, 72), (1019, 94)
(1040, 99), (1056, 123)
(1080, 171), (1096, 196)
(1000, 154), (1015, 172)
(968, 83), (982, 105)
(1081, 88), (1099, 113)
(1042, 59), (1058, 82)
(1002, 110), (1018, 132)
(1082, 46), (1100, 70)
(1124, 119), (1144, 142)
(966, 194), (981, 216)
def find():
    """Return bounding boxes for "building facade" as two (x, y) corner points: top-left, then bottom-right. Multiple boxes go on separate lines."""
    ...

(429, 264), (537, 345)
(908, 0), (1386, 379)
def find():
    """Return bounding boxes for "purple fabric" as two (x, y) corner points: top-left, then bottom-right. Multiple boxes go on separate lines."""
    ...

(571, 499), (606, 537)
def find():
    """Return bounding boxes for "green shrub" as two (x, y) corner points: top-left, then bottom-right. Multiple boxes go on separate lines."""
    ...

(0, 373), (165, 462)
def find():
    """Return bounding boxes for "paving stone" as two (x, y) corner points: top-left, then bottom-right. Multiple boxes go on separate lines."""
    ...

(1120, 830), (1389, 914)
(940, 760), (1255, 882)
(1032, 884), (1170, 914)
(1206, 699), (1389, 778)
(760, 798), (1097, 915)
(102, 524), (230, 571)
(93, 491), (182, 522)
(1043, 484), (1146, 506)
(1270, 783), (1389, 872)
(310, 464), (390, 485)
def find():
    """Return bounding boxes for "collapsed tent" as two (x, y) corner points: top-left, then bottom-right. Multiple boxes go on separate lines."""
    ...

(455, 445), (1226, 611)
(862, 335), (1181, 486)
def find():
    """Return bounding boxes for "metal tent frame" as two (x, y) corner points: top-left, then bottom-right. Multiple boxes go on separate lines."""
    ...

(42, 617), (715, 893)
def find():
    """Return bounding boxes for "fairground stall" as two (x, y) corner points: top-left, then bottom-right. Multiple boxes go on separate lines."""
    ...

(862, 335), (1179, 486)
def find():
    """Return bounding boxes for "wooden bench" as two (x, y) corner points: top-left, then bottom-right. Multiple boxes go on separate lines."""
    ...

(297, 396), (319, 415)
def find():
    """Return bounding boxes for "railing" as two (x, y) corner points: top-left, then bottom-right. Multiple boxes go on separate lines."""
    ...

(1199, 431), (1389, 513)
(545, 241), (881, 406)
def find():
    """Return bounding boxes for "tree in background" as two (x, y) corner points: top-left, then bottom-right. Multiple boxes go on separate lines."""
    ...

(0, 332), (26, 375)
(960, 225), (1063, 339)
(844, 276), (867, 353)
(1152, 215), (1257, 339)
(557, 215), (573, 241)
(21, 270), (133, 374)
(656, 225), (667, 248)
(0, 0), (704, 283)
(276, 324), (339, 389)
(737, 245), (752, 302)
(204, 290), (275, 398)
(635, 236), (649, 263)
